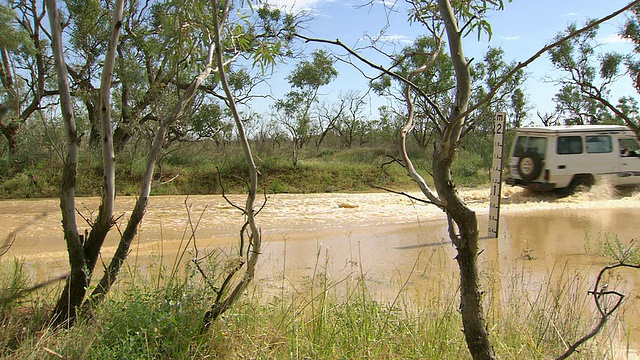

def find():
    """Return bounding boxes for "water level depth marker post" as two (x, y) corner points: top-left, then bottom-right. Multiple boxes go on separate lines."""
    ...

(488, 112), (506, 238)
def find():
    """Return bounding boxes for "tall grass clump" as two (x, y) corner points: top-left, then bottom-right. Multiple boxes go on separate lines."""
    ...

(2, 248), (620, 359)
(484, 261), (622, 359)
(0, 259), (54, 357)
(204, 268), (470, 359)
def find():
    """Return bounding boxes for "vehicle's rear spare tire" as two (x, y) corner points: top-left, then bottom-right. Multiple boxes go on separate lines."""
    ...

(517, 152), (543, 182)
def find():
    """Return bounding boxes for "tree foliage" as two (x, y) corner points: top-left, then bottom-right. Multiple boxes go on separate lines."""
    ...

(38, 0), (299, 327)
(549, 21), (639, 134)
(273, 49), (338, 164)
(0, 1), (54, 153)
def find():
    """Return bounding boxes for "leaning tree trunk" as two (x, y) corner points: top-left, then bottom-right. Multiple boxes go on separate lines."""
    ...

(201, 0), (262, 330)
(88, 42), (217, 304)
(435, 0), (495, 358)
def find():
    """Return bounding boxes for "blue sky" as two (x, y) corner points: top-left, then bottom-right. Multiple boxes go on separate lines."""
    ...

(258, 0), (637, 124)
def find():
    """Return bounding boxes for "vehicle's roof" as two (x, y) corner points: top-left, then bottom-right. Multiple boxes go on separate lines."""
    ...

(516, 125), (632, 135)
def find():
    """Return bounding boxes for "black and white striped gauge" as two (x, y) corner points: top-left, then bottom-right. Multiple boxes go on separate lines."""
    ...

(488, 112), (506, 238)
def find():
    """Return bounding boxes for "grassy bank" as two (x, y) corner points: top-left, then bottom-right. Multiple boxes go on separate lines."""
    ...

(0, 142), (491, 199)
(0, 254), (621, 359)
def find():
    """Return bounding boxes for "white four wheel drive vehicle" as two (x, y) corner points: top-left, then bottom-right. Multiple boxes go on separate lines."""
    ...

(505, 125), (640, 194)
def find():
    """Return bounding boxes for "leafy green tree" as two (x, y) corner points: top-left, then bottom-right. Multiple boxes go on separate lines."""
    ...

(188, 102), (234, 144)
(470, 47), (528, 130)
(372, 35), (455, 149)
(62, 0), (111, 147)
(622, 4), (640, 93)
(510, 88), (529, 127)
(549, 22), (639, 133)
(274, 49), (338, 165)
(463, 47), (528, 160)
(0, 1), (55, 153)
(373, 41), (527, 151)
(45, 0), (298, 327)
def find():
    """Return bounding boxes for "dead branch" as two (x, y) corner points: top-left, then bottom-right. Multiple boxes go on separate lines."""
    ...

(0, 273), (69, 305)
(381, 154), (405, 168)
(152, 169), (182, 188)
(556, 262), (640, 360)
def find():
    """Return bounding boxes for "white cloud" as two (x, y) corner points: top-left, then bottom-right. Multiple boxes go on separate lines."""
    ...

(376, 34), (412, 44)
(377, 0), (397, 7)
(499, 36), (520, 41)
(265, 0), (333, 12)
(599, 34), (630, 44)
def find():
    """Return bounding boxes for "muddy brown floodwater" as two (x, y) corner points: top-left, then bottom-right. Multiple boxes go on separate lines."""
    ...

(2, 184), (640, 358)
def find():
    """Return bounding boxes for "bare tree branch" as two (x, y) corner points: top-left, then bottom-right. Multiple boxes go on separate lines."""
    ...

(556, 262), (640, 360)
(294, 33), (448, 124)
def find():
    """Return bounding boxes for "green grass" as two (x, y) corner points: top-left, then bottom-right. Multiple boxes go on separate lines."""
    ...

(0, 253), (622, 360)
(0, 142), (489, 199)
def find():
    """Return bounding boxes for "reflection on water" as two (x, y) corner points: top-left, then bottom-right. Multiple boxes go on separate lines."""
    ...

(1, 186), (640, 357)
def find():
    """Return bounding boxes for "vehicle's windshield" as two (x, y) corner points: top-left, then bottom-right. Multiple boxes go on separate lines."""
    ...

(513, 136), (547, 159)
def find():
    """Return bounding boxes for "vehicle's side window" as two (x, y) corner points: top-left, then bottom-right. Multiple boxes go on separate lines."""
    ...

(585, 135), (612, 153)
(557, 136), (583, 154)
(620, 138), (640, 157)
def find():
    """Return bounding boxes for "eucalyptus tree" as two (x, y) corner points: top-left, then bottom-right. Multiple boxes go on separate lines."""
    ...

(462, 47), (528, 158)
(188, 102), (234, 144)
(0, 1), (55, 153)
(274, 49), (338, 165)
(373, 40), (527, 152)
(372, 35), (454, 149)
(510, 88), (528, 127)
(393, 2), (632, 358)
(56, 0), (240, 152)
(110, 0), (220, 152)
(469, 47), (528, 132)
(46, 0), (123, 326)
(46, 0), (297, 327)
(61, 0), (111, 147)
(549, 23), (639, 134)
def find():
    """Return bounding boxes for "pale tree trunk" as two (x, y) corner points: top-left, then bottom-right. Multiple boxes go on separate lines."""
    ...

(46, 0), (83, 326)
(89, 42), (218, 303)
(399, 1), (494, 358)
(202, 0), (262, 329)
(47, 0), (124, 326)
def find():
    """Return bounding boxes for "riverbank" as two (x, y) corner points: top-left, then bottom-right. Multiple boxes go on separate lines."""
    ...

(0, 145), (491, 199)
